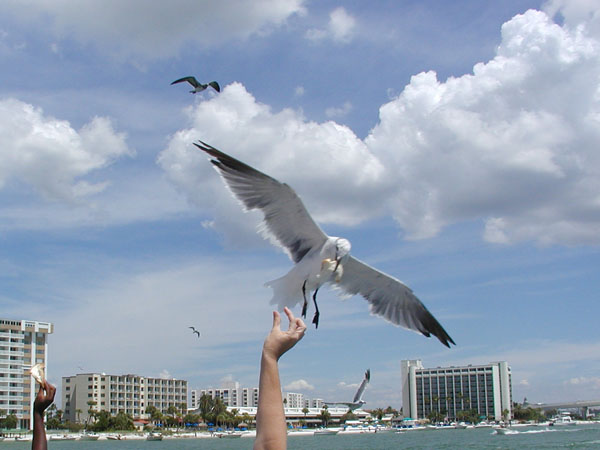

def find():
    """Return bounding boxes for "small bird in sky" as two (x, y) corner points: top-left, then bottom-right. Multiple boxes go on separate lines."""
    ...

(189, 326), (201, 338)
(195, 141), (455, 347)
(171, 76), (220, 94)
(326, 369), (371, 411)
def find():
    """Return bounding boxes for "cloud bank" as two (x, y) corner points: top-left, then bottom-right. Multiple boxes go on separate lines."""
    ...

(160, 8), (600, 246)
(1, 0), (306, 60)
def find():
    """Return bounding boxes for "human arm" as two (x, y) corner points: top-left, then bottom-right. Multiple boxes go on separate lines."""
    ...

(254, 307), (306, 450)
(32, 381), (56, 450)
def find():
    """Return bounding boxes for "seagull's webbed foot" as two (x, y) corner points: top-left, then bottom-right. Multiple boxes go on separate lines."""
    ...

(312, 311), (320, 328)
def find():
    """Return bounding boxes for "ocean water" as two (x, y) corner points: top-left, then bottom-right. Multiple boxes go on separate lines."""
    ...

(3, 424), (600, 449)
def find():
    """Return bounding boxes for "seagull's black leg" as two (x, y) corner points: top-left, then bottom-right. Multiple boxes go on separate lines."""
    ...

(301, 280), (308, 318)
(312, 288), (320, 328)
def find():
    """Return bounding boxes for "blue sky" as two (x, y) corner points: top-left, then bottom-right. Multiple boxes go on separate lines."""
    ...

(2, 0), (600, 410)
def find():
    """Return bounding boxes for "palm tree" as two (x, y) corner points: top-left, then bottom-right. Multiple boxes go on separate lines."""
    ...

(166, 405), (179, 429)
(75, 409), (82, 424)
(86, 400), (97, 427)
(318, 407), (331, 428)
(371, 408), (385, 421)
(302, 407), (309, 422)
(198, 394), (214, 424)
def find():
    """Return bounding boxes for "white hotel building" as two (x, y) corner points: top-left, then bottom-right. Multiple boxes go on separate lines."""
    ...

(0, 318), (53, 430)
(192, 380), (259, 409)
(401, 360), (512, 422)
(62, 373), (187, 424)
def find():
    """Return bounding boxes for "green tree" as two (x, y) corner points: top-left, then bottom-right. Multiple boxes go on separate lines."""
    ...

(240, 412), (253, 429)
(427, 410), (444, 424)
(86, 400), (98, 427)
(111, 412), (135, 430)
(371, 408), (385, 421)
(0, 414), (18, 429)
(198, 394), (214, 424)
(211, 397), (226, 424)
(384, 406), (399, 417)
(340, 410), (357, 423)
(90, 411), (111, 431)
(146, 405), (163, 426)
(318, 408), (331, 427)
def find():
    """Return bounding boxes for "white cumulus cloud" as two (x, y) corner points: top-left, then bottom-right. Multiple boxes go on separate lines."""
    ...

(160, 7), (600, 246)
(0, 98), (132, 202)
(306, 7), (356, 43)
(285, 379), (314, 391)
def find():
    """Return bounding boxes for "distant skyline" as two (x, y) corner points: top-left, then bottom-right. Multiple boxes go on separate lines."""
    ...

(2, 0), (600, 409)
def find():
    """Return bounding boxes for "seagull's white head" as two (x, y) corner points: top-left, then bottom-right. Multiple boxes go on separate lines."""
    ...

(334, 238), (351, 270)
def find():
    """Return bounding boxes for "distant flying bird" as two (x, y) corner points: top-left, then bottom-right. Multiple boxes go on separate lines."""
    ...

(171, 76), (220, 94)
(326, 369), (370, 411)
(189, 326), (201, 338)
(195, 141), (455, 347)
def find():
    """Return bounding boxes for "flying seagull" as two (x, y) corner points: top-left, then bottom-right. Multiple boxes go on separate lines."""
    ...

(326, 369), (370, 411)
(195, 141), (455, 347)
(171, 76), (220, 94)
(189, 326), (201, 338)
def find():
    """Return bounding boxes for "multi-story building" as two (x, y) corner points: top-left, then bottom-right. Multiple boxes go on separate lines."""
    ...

(62, 373), (187, 423)
(305, 398), (324, 409)
(401, 360), (512, 422)
(192, 381), (260, 409)
(285, 392), (304, 409)
(0, 318), (53, 429)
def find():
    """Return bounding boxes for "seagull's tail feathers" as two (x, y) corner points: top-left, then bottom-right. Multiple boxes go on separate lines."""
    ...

(265, 274), (303, 310)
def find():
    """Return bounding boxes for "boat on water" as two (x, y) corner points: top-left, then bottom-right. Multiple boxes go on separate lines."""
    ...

(79, 432), (100, 441)
(314, 428), (339, 435)
(49, 434), (77, 441)
(495, 426), (518, 435)
(551, 412), (576, 426)
(107, 434), (125, 440)
(217, 431), (244, 438)
(146, 432), (163, 441)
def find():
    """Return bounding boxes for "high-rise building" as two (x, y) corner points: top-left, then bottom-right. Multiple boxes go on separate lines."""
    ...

(401, 359), (512, 422)
(0, 318), (53, 429)
(284, 392), (304, 409)
(191, 381), (260, 409)
(62, 373), (187, 423)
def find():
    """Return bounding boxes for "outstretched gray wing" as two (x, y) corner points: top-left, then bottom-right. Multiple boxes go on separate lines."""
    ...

(352, 369), (370, 403)
(195, 141), (328, 263)
(171, 76), (199, 87)
(339, 257), (455, 348)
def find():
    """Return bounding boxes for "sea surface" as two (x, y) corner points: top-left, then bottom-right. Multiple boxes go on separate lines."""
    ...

(3, 424), (600, 449)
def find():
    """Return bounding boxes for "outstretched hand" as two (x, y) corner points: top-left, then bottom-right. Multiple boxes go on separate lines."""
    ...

(34, 381), (56, 415)
(262, 307), (306, 361)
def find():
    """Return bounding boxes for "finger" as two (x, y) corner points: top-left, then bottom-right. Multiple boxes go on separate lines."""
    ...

(283, 306), (295, 328)
(48, 384), (56, 401)
(272, 310), (281, 331)
(295, 317), (306, 329)
(38, 382), (45, 396)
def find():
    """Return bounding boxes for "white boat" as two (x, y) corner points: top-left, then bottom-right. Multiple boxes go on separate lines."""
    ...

(107, 434), (125, 440)
(49, 434), (77, 441)
(146, 432), (163, 441)
(79, 432), (100, 441)
(217, 431), (244, 438)
(314, 428), (339, 435)
(454, 422), (468, 429)
(495, 426), (518, 435)
(551, 412), (576, 426)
